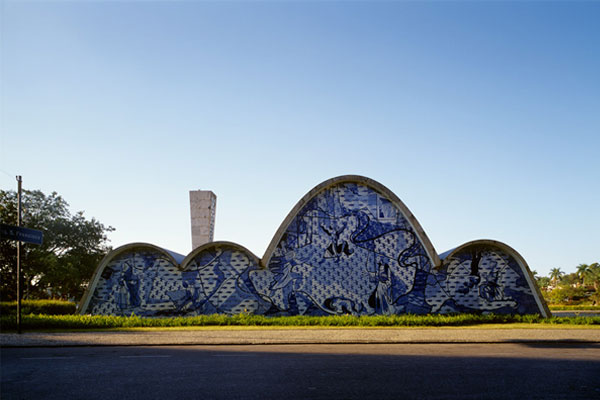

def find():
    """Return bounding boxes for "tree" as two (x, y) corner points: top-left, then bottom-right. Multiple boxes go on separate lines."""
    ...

(544, 285), (588, 304)
(549, 268), (564, 285)
(536, 276), (550, 290)
(561, 272), (580, 287)
(578, 263), (600, 290)
(577, 264), (590, 285)
(0, 189), (114, 301)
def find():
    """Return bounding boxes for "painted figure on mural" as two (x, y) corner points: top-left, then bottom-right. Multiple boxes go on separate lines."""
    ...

(368, 261), (393, 314)
(115, 262), (141, 310)
(425, 249), (523, 313)
(321, 221), (354, 259)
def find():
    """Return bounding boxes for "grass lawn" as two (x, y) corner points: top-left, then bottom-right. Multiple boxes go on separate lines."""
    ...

(548, 305), (600, 310)
(2, 313), (599, 333)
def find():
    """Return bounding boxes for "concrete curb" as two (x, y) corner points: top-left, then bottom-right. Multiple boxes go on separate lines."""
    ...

(2, 328), (599, 348)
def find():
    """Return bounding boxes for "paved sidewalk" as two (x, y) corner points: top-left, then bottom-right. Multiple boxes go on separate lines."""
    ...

(2, 328), (599, 347)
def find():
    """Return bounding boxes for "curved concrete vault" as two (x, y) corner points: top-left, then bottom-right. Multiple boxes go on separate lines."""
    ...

(79, 175), (550, 317)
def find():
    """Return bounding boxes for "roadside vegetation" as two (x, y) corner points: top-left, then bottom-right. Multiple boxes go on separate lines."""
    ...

(2, 312), (599, 332)
(1, 299), (77, 315)
(2, 298), (599, 333)
(548, 305), (600, 311)
(3, 299), (597, 314)
(534, 263), (600, 306)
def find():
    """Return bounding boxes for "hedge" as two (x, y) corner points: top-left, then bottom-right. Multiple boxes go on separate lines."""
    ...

(548, 305), (600, 311)
(1, 313), (599, 331)
(0, 300), (76, 316)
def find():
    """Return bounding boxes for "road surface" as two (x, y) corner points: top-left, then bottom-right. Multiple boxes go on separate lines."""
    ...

(2, 343), (599, 399)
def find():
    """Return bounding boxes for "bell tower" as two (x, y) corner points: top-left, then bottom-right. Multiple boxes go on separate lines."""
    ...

(189, 190), (216, 249)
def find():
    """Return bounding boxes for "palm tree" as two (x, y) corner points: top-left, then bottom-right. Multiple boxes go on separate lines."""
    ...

(550, 268), (564, 285)
(584, 263), (600, 290)
(576, 264), (590, 287)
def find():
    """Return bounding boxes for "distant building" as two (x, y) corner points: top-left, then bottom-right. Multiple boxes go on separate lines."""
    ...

(189, 190), (216, 249)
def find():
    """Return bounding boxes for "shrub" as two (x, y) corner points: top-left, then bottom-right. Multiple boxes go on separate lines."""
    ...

(1, 313), (598, 331)
(549, 305), (600, 310)
(0, 299), (76, 316)
(544, 285), (590, 305)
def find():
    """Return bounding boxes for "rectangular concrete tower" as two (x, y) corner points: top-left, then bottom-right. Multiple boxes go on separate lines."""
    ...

(189, 190), (216, 250)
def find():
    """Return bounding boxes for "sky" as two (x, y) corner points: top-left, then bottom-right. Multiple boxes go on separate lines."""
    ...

(1, 0), (598, 277)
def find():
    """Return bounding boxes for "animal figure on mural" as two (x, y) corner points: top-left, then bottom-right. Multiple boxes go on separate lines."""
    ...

(321, 222), (354, 258)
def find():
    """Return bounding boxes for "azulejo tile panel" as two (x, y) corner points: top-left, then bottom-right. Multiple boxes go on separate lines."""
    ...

(88, 249), (183, 316)
(80, 176), (548, 317)
(183, 246), (270, 315)
(425, 246), (540, 314)
(252, 182), (434, 315)
(87, 244), (269, 317)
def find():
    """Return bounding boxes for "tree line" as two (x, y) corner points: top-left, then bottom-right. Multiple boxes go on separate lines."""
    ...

(0, 189), (113, 301)
(534, 263), (600, 305)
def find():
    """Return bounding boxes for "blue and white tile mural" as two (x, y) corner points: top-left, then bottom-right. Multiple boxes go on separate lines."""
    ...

(88, 249), (182, 316)
(251, 182), (434, 315)
(426, 247), (541, 314)
(183, 246), (270, 315)
(87, 244), (269, 317)
(81, 176), (548, 316)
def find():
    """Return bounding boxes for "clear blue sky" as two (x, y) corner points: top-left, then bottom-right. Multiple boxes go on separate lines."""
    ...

(1, 1), (598, 277)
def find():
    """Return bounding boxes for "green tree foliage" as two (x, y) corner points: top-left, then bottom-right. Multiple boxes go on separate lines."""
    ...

(577, 263), (589, 283)
(540, 263), (600, 305)
(560, 272), (580, 286)
(536, 276), (551, 289)
(544, 285), (588, 304)
(0, 190), (114, 301)
(549, 267), (564, 284)
(577, 263), (600, 290)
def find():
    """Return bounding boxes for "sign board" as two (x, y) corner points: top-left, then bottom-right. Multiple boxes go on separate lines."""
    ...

(0, 223), (43, 245)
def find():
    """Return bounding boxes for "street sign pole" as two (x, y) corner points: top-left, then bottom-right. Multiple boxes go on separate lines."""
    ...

(16, 175), (22, 334)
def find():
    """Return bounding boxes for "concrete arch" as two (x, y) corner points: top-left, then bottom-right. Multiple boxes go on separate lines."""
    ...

(438, 239), (550, 317)
(181, 241), (261, 271)
(78, 242), (185, 314)
(261, 175), (440, 269)
(180, 241), (270, 315)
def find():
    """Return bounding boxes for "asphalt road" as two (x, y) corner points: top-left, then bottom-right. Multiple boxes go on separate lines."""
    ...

(2, 343), (599, 400)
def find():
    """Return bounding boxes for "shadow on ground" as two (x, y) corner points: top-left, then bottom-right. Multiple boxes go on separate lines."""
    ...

(2, 343), (599, 400)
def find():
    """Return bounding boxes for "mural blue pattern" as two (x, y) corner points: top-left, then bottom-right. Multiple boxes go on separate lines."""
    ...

(251, 182), (433, 315)
(88, 245), (269, 317)
(182, 247), (269, 315)
(89, 250), (182, 316)
(426, 247), (540, 314)
(82, 178), (546, 316)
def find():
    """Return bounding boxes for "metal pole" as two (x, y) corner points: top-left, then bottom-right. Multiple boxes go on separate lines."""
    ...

(16, 175), (22, 334)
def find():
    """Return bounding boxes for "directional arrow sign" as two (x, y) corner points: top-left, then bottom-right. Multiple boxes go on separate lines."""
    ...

(0, 223), (43, 245)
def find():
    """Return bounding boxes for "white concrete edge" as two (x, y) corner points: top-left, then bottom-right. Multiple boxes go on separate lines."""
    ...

(260, 175), (441, 269)
(440, 239), (551, 318)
